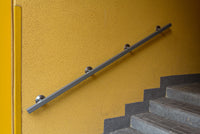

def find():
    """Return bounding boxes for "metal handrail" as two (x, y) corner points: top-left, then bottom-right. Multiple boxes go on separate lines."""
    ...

(27, 23), (172, 113)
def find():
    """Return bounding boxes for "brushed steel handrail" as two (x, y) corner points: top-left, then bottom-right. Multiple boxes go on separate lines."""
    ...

(27, 23), (172, 113)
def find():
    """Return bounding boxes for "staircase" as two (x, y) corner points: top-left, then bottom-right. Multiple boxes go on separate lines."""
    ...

(108, 82), (200, 134)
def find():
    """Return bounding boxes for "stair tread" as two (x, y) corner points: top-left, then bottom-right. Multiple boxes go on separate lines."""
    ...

(110, 128), (143, 134)
(167, 82), (200, 95)
(149, 98), (200, 128)
(131, 112), (200, 134)
(151, 97), (200, 115)
(166, 83), (200, 106)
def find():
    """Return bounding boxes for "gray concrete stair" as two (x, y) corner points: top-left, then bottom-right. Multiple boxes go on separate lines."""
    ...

(166, 83), (200, 106)
(106, 80), (200, 134)
(109, 128), (143, 134)
(149, 97), (200, 128)
(130, 112), (200, 134)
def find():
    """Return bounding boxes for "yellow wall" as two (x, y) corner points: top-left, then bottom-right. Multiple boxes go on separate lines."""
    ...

(0, 0), (12, 134)
(14, 0), (200, 134)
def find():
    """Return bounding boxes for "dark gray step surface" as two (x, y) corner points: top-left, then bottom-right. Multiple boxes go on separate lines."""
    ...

(149, 98), (200, 128)
(131, 112), (200, 134)
(166, 83), (200, 107)
(109, 128), (143, 134)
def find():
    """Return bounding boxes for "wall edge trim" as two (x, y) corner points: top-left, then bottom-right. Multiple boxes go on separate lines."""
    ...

(14, 5), (22, 134)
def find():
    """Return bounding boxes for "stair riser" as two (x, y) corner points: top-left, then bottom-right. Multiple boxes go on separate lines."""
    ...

(130, 116), (170, 134)
(149, 101), (200, 128)
(166, 88), (200, 107)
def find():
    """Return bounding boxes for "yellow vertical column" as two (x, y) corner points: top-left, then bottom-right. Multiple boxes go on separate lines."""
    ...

(14, 6), (22, 134)
(0, 0), (12, 134)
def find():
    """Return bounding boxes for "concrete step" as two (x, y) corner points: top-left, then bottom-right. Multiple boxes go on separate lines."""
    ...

(109, 128), (143, 134)
(149, 98), (200, 128)
(130, 112), (200, 134)
(166, 83), (200, 107)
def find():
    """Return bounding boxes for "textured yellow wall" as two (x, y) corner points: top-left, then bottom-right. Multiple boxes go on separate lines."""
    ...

(15, 0), (200, 134)
(0, 0), (12, 134)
